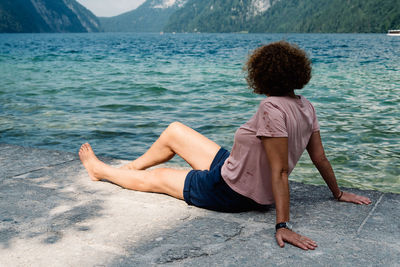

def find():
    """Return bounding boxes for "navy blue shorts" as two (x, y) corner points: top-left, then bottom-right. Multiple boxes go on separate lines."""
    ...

(183, 148), (270, 212)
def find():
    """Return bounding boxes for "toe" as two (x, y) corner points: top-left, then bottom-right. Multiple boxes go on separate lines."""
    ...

(84, 143), (91, 151)
(79, 143), (89, 155)
(83, 143), (90, 152)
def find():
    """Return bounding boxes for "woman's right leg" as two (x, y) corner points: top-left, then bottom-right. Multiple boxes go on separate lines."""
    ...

(79, 143), (188, 199)
(121, 121), (221, 171)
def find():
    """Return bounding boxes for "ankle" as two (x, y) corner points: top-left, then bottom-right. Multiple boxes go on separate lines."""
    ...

(92, 164), (106, 179)
(128, 161), (141, 170)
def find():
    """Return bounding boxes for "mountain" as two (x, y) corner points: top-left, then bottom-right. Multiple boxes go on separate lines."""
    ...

(164, 0), (277, 33)
(0, 0), (100, 33)
(164, 0), (400, 33)
(250, 0), (400, 33)
(99, 0), (187, 32)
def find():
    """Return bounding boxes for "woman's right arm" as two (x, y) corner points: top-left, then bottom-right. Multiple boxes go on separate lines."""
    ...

(262, 137), (318, 250)
(306, 131), (371, 205)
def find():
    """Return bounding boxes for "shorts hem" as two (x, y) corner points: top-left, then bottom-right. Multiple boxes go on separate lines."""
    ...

(183, 170), (194, 205)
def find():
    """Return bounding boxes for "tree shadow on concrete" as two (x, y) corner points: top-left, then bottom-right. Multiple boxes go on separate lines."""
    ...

(0, 147), (117, 249)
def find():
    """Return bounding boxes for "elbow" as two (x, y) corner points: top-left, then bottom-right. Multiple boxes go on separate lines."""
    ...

(270, 167), (290, 194)
(280, 168), (289, 176)
(271, 167), (289, 182)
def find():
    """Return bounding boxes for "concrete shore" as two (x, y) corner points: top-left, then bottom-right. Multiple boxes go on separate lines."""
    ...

(0, 143), (399, 266)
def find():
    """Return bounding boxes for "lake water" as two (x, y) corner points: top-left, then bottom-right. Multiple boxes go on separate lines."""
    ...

(0, 33), (399, 193)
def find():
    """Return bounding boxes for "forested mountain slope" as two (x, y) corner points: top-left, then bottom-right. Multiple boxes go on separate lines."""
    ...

(164, 0), (277, 32)
(0, 0), (100, 33)
(164, 0), (400, 33)
(250, 0), (400, 33)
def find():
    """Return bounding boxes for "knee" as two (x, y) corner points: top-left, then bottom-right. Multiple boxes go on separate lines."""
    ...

(164, 121), (185, 137)
(130, 170), (161, 192)
(168, 121), (184, 131)
(146, 169), (167, 192)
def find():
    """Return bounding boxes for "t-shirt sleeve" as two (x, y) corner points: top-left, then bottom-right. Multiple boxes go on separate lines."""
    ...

(256, 102), (288, 138)
(310, 102), (320, 132)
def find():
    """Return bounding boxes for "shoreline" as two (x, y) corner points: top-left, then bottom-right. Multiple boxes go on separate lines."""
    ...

(2, 142), (398, 195)
(1, 143), (399, 265)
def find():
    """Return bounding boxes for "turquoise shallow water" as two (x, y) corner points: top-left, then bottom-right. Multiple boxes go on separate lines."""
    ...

(0, 33), (399, 193)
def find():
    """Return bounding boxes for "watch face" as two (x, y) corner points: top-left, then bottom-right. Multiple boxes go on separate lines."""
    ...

(276, 222), (292, 231)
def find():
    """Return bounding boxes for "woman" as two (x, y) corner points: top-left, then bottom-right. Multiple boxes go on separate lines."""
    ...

(79, 41), (371, 250)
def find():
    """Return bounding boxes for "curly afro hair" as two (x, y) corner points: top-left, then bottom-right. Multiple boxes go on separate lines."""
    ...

(245, 41), (312, 96)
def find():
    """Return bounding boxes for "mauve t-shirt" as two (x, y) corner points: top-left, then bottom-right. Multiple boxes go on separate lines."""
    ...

(221, 95), (320, 205)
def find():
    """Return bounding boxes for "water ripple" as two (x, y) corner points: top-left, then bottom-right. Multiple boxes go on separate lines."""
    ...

(0, 33), (399, 193)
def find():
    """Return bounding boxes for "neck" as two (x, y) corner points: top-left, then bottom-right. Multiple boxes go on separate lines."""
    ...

(287, 91), (297, 98)
(266, 91), (298, 98)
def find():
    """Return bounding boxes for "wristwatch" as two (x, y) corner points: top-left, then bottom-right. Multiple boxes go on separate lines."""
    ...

(275, 222), (292, 231)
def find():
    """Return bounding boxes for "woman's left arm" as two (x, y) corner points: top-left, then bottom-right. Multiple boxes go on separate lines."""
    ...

(306, 131), (372, 205)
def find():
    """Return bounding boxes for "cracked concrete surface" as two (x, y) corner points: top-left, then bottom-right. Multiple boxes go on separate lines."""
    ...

(0, 144), (399, 266)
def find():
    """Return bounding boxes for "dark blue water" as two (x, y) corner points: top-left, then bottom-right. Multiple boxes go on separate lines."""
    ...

(0, 33), (399, 192)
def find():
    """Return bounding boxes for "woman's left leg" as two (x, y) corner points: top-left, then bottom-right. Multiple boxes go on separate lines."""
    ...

(79, 143), (188, 199)
(120, 122), (220, 171)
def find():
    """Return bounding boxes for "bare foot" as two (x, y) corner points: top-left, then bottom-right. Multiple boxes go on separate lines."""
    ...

(79, 143), (108, 181)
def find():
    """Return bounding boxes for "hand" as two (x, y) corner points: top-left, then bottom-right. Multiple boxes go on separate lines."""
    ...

(275, 228), (317, 250)
(339, 191), (372, 205)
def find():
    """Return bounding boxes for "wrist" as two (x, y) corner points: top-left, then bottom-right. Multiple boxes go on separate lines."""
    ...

(335, 191), (344, 201)
(275, 222), (292, 232)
